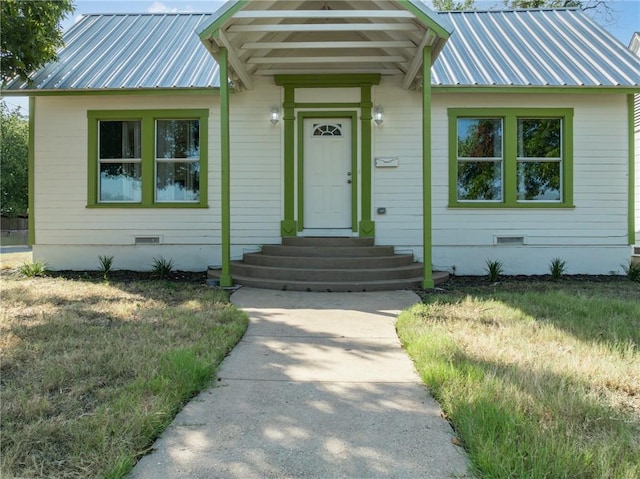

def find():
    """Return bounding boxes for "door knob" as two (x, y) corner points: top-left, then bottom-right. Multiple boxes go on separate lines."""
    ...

(347, 179), (352, 184)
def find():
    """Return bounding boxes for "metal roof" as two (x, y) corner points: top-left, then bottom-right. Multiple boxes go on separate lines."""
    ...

(3, 13), (220, 91)
(433, 9), (640, 87)
(3, 7), (640, 92)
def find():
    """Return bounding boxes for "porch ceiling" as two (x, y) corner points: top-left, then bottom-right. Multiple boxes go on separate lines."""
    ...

(198, 0), (451, 91)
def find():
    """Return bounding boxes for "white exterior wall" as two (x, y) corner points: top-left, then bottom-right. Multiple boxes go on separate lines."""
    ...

(635, 94), (640, 243)
(32, 78), (282, 271)
(32, 78), (632, 275)
(373, 79), (631, 274)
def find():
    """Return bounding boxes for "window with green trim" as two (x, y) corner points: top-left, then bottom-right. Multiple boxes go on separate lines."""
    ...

(449, 108), (573, 208)
(87, 110), (208, 208)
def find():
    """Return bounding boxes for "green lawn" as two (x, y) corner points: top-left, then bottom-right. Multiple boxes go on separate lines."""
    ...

(1, 271), (248, 478)
(398, 280), (640, 479)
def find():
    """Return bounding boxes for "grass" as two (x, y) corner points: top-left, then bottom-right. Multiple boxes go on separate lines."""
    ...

(0, 251), (31, 270)
(398, 280), (640, 479)
(0, 269), (248, 478)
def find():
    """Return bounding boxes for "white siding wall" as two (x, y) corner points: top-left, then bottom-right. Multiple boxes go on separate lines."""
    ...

(373, 79), (631, 274)
(32, 78), (282, 271)
(635, 94), (640, 242)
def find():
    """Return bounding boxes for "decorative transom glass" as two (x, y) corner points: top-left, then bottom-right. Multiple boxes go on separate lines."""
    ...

(312, 123), (343, 137)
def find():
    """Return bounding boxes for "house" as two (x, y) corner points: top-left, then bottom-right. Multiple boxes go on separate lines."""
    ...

(3, 1), (640, 290)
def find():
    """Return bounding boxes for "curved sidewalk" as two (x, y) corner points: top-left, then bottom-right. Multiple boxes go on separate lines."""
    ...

(130, 288), (471, 479)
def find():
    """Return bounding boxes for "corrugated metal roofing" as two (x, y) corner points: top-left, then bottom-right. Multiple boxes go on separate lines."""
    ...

(3, 8), (640, 92)
(432, 9), (640, 87)
(4, 13), (220, 91)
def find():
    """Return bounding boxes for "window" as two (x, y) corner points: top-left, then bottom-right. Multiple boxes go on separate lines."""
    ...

(449, 108), (573, 208)
(88, 110), (208, 208)
(312, 123), (343, 137)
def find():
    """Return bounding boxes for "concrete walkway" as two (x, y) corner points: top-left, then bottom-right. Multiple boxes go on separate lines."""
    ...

(130, 288), (471, 479)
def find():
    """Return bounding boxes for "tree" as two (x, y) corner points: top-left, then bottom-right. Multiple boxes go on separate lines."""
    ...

(431, 0), (614, 20)
(0, 101), (29, 216)
(432, 0), (476, 10)
(1, 0), (75, 84)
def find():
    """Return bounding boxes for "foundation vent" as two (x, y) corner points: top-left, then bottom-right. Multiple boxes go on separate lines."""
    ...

(495, 236), (525, 246)
(633, 246), (640, 255)
(135, 236), (161, 245)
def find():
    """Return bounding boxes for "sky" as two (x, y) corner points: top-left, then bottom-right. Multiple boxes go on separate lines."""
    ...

(3, 0), (639, 112)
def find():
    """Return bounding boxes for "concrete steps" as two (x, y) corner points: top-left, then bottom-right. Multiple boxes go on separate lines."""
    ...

(208, 237), (448, 292)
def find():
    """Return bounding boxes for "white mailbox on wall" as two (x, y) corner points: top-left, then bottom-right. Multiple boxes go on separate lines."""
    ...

(375, 157), (399, 168)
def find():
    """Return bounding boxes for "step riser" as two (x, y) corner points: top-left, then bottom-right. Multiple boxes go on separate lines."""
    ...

(282, 237), (375, 247)
(243, 253), (415, 269)
(225, 277), (423, 292)
(261, 245), (395, 257)
(231, 263), (423, 281)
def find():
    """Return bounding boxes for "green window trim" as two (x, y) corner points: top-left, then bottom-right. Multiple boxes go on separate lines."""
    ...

(87, 109), (209, 208)
(448, 108), (574, 209)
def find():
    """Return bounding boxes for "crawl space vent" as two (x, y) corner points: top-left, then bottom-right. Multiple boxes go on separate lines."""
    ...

(495, 236), (525, 246)
(135, 236), (161, 245)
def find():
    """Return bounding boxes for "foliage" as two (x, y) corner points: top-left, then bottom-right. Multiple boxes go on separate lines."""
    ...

(548, 257), (567, 280)
(484, 259), (504, 282)
(622, 261), (640, 283)
(431, 0), (614, 21)
(152, 256), (175, 278)
(432, 0), (476, 10)
(0, 0), (75, 84)
(98, 255), (114, 278)
(0, 101), (28, 216)
(19, 259), (48, 277)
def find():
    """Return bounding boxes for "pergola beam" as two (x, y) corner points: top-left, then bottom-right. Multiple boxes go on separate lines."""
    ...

(233, 10), (415, 19)
(227, 23), (419, 33)
(254, 68), (403, 75)
(241, 40), (416, 50)
(402, 30), (434, 89)
(217, 31), (253, 90)
(247, 55), (406, 64)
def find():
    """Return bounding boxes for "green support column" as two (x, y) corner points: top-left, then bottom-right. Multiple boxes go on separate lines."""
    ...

(359, 84), (375, 237)
(219, 47), (232, 287)
(422, 47), (434, 289)
(281, 86), (297, 236)
(628, 94), (636, 245)
(28, 97), (35, 246)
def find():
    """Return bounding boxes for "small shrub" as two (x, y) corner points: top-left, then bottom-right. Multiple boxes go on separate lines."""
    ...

(19, 260), (48, 277)
(152, 256), (175, 278)
(484, 259), (504, 282)
(622, 261), (640, 283)
(549, 257), (566, 281)
(98, 255), (114, 278)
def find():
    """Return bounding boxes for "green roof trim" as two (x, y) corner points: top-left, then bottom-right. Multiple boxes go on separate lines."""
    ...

(197, 0), (248, 40)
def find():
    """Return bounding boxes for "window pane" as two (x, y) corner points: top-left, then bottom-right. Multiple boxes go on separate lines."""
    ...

(517, 119), (561, 158)
(99, 121), (141, 159)
(99, 163), (141, 202)
(156, 120), (199, 159)
(457, 118), (502, 158)
(458, 161), (502, 201)
(156, 162), (200, 202)
(517, 161), (561, 201)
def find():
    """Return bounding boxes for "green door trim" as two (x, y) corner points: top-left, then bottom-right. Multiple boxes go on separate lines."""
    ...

(629, 94), (636, 245)
(297, 111), (358, 233)
(277, 74), (380, 238)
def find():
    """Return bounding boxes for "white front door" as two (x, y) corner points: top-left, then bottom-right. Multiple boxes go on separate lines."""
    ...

(303, 118), (352, 229)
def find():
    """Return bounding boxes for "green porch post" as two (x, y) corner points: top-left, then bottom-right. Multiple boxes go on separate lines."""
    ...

(422, 47), (434, 289)
(281, 86), (297, 236)
(219, 47), (232, 287)
(359, 84), (375, 237)
(28, 97), (35, 246)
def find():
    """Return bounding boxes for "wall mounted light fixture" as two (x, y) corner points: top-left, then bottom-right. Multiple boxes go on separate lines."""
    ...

(374, 105), (384, 126)
(270, 107), (280, 125)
